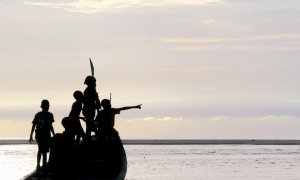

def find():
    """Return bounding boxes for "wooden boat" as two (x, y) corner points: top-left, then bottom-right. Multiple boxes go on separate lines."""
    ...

(23, 134), (127, 180)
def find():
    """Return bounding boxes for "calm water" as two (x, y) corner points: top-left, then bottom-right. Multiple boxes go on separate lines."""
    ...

(0, 144), (300, 180)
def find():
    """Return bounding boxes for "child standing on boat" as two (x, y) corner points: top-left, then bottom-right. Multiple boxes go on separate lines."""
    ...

(83, 76), (100, 137)
(29, 99), (55, 170)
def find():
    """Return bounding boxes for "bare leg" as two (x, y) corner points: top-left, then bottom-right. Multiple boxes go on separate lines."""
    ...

(42, 152), (47, 167)
(85, 113), (98, 137)
(42, 152), (47, 172)
(37, 151), (41, 169)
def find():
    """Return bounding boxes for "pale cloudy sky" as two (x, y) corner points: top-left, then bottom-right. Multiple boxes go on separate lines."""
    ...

(1, 0), (300, 139)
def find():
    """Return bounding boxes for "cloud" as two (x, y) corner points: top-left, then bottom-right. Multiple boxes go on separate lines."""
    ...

(162, 38), (225, 43)
(115, 115), (300, 139)
(164, 33), (300, 44)
(257, 46), (300, 51)
(142, 116), (183, 122)
(24, 0), (225, 14)
(201, 19), (222, 26)
(235, 33), (300, 41)
(209, 115), (299, 122)
(129, 115), (300, 124)
(163, 33), (300, 52)
(172, 45), (300, 52)
(152, 66), (221, 74)
(178, 67), (221, 73)
(126, 116), (183, 122)
(174, 45), (218, 51)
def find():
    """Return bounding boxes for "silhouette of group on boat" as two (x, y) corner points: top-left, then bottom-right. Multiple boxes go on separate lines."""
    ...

(26, 60), (142, 179)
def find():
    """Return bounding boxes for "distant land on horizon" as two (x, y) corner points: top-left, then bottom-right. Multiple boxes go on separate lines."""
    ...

(1, 139), (300, 145)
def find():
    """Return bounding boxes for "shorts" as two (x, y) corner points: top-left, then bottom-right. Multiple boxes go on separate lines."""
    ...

(36, 138), (50, 153)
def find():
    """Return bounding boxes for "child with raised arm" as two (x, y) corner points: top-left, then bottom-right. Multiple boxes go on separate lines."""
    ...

(97, 99), (141, 137)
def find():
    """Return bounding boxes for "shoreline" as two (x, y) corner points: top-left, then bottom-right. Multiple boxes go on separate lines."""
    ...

(1, 139), (300, 145)
(123, 139), (300, 145)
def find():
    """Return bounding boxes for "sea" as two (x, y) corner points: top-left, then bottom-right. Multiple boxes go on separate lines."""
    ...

(1, 142), (300, 180)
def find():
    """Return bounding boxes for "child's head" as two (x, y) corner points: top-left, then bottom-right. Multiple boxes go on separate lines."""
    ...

(73, 90), (83, 101)
(101, 99), (111, 109)
(84, 76), (96, 86)
(40, 99), (50, 111)
(61, 117), (72, 131)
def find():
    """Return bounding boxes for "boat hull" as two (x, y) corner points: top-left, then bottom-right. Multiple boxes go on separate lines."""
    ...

(23, 135), (127, 180)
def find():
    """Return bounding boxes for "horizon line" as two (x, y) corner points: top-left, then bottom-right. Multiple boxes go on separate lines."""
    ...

(1, 139), (300, 145)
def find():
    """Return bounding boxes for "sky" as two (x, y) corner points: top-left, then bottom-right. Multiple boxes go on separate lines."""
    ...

(1, 0), (300, 139)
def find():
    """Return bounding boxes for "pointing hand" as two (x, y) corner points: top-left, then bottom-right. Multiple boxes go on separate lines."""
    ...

(136, 104), (142, 109)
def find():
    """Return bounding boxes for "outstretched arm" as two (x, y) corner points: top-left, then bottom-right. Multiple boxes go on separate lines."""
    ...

(118, 104), (142, 111)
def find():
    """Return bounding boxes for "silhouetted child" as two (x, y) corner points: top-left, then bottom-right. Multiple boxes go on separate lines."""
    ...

(49, 117), (74, 179)
(83, 76), (100, 137)
(69, 90), (86, 144)
(97, 99), (141, 138)
(29, 99), (55, 171)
